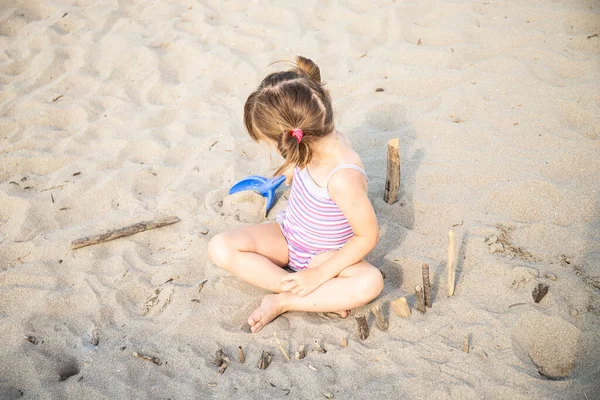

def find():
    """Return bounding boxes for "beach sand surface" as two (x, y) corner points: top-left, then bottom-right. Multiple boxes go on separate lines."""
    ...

(1, 0), (599, 398)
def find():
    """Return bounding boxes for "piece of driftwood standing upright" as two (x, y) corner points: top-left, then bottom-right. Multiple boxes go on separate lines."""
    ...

(295, 345), (306, 360)
(415, 285), (426, 314)
(384, 138), (401, 204)
(391, 297), (411, 318)
(238, 346), (245, 363)
(257, 350), (273, 369)
(422, 263), (432, 308)
(532, 283), (549, 303)
(71, 216), (180, 249)
(447, 229), (457, 296)
(371, 304), (389, 331)
(355, 315), (370, 340)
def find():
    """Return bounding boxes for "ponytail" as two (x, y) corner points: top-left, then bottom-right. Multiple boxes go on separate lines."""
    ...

(295, 56), (322, 84)
(244, 56), (334, 177)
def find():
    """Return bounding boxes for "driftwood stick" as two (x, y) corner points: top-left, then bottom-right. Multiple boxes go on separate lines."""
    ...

(212, 349), (230, 368)
(391, 297), (411, 318)
(371, 304), (389, 331)
(447, 229), (457, 296)
(133, 351), (163, 366)
(463, 336), (470, 353)
(532, 283), (549, 303)
(257, 350), (272, 369)
(295, 345), (306, 360)
(384, 138), (401, 204)
(238, 346), (245, 363)
(422, 263), (432, 308)
(314, 340), (327, 353)
(71, 216), (180, 249)
(415, 285), (426, 314)
(355, 314), (370, 340)
(273, 332), (291, 361)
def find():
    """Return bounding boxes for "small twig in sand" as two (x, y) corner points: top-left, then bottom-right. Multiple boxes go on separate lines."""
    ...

(415, 285), (426, 314)
(463, 336), (470, 353)
(587, 33), (598, 39)
(422, 263), (432, 308)
(25, 335), (39, 345)
(71, 216), (180, 249)
(257, 350), (273, 369)
(371, 304), (389, 331)
(16, 252), (31, 264)
(41, 182), (72, 192)
(508, 302), (527, 308)
(295, 345), (306, 360)
(532, 283), (549, 303)
(384, 138), (401, 204)
(198, 279), (208, 293)
(314, 339), (327, 353)
(212, 349), (230, 374)
(274, 332), (290, 361)
(447, 229), (457, 296)
(355, 314), (370, 340)
(133, 351), (163, 366)
(238, 346), (245, 363)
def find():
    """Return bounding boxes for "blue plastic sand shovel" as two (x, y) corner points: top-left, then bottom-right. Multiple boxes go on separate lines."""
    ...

(229, 175), (286, 212)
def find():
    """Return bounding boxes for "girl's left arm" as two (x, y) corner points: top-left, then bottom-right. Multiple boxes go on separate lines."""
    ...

(280, 169), (379, 295)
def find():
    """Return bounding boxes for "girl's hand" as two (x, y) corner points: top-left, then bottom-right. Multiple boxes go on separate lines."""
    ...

(280, 268), (326, 296)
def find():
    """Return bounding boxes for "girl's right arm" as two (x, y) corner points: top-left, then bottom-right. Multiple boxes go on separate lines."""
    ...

(282, 165), (294, 186)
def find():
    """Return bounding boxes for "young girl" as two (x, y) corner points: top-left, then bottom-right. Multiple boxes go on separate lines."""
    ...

(208, 56), (383, 333)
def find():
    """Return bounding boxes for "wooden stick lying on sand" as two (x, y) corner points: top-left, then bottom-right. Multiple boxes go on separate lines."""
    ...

(447, 229), (456, 297)
(415, 285), (425, 314)
(71, 216), (180, 249)
(391, 297), (411, 318)
(384, 138), (401, 204)
(422, 263), (432, 308)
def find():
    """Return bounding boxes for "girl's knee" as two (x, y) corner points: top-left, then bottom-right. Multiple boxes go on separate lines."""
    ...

(207, 233), (234, 269)
(357, 266), (384, 301)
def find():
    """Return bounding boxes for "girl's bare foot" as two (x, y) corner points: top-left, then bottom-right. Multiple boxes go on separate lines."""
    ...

(336, 310), (350, 318)
(248, 294), (285, 333)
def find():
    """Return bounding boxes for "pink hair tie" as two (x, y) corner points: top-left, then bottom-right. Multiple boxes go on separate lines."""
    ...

(290, 128), (303, 143)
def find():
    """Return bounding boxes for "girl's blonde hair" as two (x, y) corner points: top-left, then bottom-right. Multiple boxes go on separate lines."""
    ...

(243, 56), (334, 176)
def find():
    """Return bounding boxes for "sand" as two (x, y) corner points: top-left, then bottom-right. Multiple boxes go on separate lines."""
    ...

(1, 0), (599, 398)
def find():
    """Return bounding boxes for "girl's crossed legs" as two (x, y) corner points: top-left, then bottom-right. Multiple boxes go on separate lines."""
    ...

(207, 223), (384, 333)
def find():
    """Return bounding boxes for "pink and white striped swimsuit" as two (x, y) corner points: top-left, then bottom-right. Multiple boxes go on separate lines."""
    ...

(277, 164), (368, 271)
